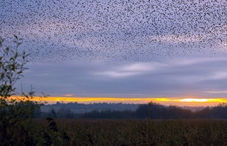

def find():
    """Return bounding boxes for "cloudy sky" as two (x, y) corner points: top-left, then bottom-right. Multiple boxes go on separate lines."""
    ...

(0, 0), (227, 98)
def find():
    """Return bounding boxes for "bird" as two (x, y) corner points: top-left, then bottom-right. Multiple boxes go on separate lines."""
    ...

(0, 0), (226, 63)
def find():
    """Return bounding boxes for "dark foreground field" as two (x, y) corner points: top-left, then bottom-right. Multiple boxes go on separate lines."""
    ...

(39, 119), (227, 146)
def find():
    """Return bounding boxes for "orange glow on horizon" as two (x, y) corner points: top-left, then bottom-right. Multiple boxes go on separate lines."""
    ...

(6, 96), (227, 107)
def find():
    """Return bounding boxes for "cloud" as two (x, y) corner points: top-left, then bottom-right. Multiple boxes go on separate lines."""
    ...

(64, 94), (73, 97)
(14, 56), (227, 97)
(203, 90), (227, 94)
(94, 57), (227, 80)
(94, 62), (164, 78)
(170, 57), (227, 66)
(211, 71), (227, 80)
(95, 71), (139, 78)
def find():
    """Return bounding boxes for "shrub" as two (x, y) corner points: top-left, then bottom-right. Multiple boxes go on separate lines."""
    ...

(0, 36), (69, 145)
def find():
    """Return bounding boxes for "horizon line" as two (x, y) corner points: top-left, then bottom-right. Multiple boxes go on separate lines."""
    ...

(10, 96), (227, 107)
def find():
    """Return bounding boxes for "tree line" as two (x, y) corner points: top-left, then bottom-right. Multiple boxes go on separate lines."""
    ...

(41, 102), (227, 119)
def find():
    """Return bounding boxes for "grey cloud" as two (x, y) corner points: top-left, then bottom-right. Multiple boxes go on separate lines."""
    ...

(94, 62), (165, 78)
(14, 57), (227, 97)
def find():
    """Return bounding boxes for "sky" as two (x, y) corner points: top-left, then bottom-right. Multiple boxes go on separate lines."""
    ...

(0, 0), (227, 102)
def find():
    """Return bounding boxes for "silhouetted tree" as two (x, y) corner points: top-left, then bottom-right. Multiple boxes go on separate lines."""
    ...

(0, 36), (70, 145)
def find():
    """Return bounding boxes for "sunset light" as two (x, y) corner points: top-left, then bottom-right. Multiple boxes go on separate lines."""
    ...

(179, 98), (209, 102)
(8, 96), (227, 107)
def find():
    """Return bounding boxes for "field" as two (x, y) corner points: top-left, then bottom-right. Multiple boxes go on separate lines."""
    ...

(39, 119), (227, 146)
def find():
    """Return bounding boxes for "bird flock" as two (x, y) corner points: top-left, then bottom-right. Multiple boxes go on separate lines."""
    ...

(0, 0), (226, 62)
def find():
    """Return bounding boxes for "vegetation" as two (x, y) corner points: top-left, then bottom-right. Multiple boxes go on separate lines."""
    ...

(41, 102), (227, 119)
(38, 119), (227, 146)
(0, 36), (69, 146)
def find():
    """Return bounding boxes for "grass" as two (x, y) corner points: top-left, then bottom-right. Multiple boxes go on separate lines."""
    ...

(37, 119), (227, 146)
